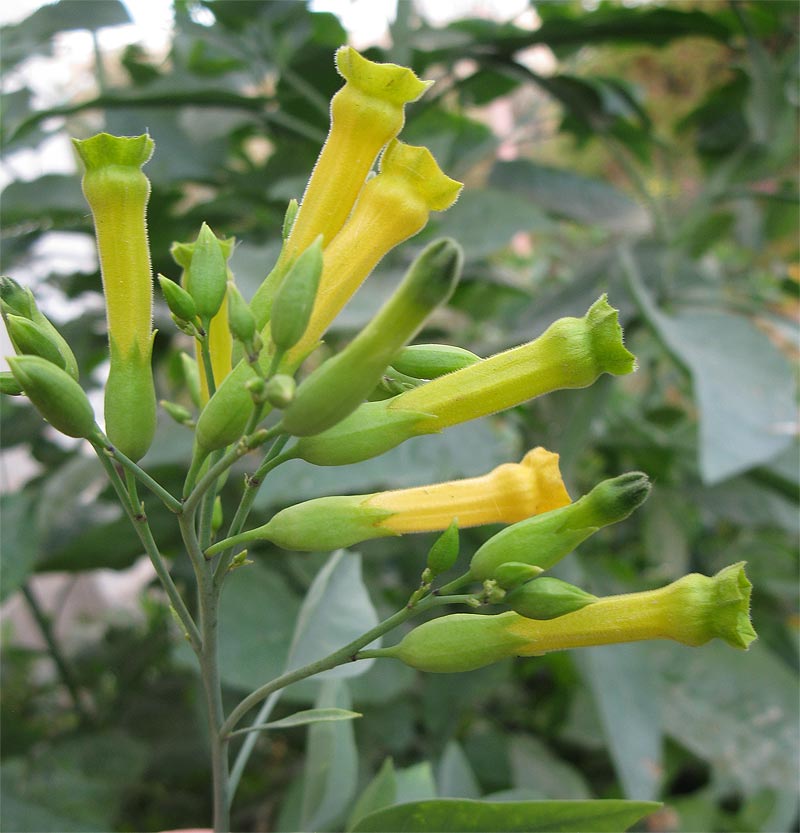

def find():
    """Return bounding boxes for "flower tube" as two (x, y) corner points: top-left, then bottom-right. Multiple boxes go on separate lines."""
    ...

(73, 133), (156, 461)
(251, 48), (431, 326)
(369, 563), (756, 673)
(283, 140), (462, 365)
(206, 448), (569, 555)
(289, 295), (635, 467)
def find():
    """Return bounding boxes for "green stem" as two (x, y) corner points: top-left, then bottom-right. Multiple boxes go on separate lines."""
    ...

(199, 333), (217, 398)
(98, 436), (183, 513)
(21, 583), (94, 724)
(92, 444), (202, 653)
(227, 690), (281, 806)
(220, 584), (474, 740)
(213, 434), (290, 584)
(199, 449), (225, 549)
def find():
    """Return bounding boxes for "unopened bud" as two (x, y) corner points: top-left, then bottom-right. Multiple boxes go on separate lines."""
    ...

(158, 274), (197, 323)
(0, 371), (23, 396)
(160, 399), (194, 426)
(494, 562), (544, 591)
(270, 236), (323, 353)
(212, 496), (223, 533)
(8, 355), (96, 439)
(264, 374), (296, 409)
(226, 282), (257, 348)
(506, 577), (598, 620)
(184, 223), (229, 322)
(391, 343), (480, 379)
(179, 352), (203, 408)
(426, 519), (459, 576)
(4, 314), (68, 368)
(282, 198), (299, 241)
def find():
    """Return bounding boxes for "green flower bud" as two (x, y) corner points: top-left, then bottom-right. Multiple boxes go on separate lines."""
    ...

(270, 237), (324, 353)
(194, 360), (260, 453)
(469, 472), (651, 581)
(506, 577), (598, 620)
(280, 238), (462, 437)
(0, 371), (23, 396)
(264, 374), (296, 409)
(282, 198), (299, 241)
(179, 352), (203, 409)
(158, 274), (197, 323)
(227, 282), (257, 347)
(426, 519), (460, 576)
(212, 496), (223, 533)
(391, 343), (480, 379)
(372, 563), (756, 673)
(494, 562), (544, 591)
(160, 399), (194, 426)
(182, 223), (229, 322)
(4, 314), (68, 368)
(8, 355), (96, 439)
(0, 277), (79, 379)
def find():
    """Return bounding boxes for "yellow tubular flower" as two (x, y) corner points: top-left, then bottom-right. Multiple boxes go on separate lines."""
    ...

(205, 448), (569, 555)
(369, 448), (570, 533)
(285, 140), (462, 366)
(373, 563), (757, 673)
(251, 48), (431, 326)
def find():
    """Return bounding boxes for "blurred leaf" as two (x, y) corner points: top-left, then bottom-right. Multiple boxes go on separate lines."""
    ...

(300, 679), (358, 831)
(1, 0), (130, 72)
(347, 757), (397, 832)
(249, 707), (361, 731)
(285, 550), (379, 680)
(431, 189), (550, 262)
(653, 641), (800, 793)
(637, 301), (796, 483)
(490, 161), (650, 234)
(0, 491), (40, 601)
(438, 740), (481, 799)
(351, 798), (662, 833)
(576, 644), (663, 800)
(0, 730), (146, 832)
(1, 176), (88, 229)
(395, 762), (438, 803)
(509, 736), (591, 799)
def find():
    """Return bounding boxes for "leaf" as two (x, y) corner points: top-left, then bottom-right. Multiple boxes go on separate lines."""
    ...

(438, 740), (481, 799)
(0, 491), (40, 601)
(300, 679), (359, 831)
(395, 762), (438, 804)
(576, 644), (663, 801)
(285, 550), (379, 680)
(631, 283), (797, 482)
(347, 758), (397, 832)
(490, 160), (650, 234)
(509, 736), (591, 800)
(235, 707), (361, 733)
(0, 731), (147, 832)
(351, 798), (662, 833)
(652, 641), (800, 794)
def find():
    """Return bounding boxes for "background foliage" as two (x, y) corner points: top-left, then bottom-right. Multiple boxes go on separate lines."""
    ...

(1, 1), (797, 831)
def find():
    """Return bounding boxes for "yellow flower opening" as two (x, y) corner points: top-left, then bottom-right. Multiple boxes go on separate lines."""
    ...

(283, 47), (431, 262)
(368, 448), (570, 533)
(286, 140), (462, 366)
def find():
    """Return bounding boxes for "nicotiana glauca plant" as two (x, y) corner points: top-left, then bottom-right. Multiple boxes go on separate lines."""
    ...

(2, 47), (756, 833)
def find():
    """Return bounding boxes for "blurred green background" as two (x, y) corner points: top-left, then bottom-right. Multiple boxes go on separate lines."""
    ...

(1, 1), (797, 831)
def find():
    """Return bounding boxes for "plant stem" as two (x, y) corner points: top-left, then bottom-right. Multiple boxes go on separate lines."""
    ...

(220, 581), (475, 740)
(98, 436), (183, 513)
(227, 689), (281, 806)
(93, 444), (202, 652)
(198, 449), (225, 549)
(21, 583), (94, 724)
(199, 334), (217, 398)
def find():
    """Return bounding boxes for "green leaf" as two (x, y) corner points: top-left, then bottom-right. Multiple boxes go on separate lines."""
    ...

(632, 287), (797, 482)
(652, 641), (799, 794)
(490, 160), (650, 234)
(0, 491), (40, 601)
(238, 707), (361, 733)
(300, 679), (359, 831)
(509, 736), (591, 799)
(0, 731), (147, 832)
(285, 550), (379, 680)
(576, 644), (663, 801)
(438, 740), (481, 799)
(350, 799), (662, 833)
(347, 758), (397, 832)
(395, 762), (438, 803)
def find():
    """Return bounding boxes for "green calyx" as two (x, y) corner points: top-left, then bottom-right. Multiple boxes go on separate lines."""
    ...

(506, 577), (598, 620)
(72, 132), (154, 171)
(8, 355), (96, 439)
